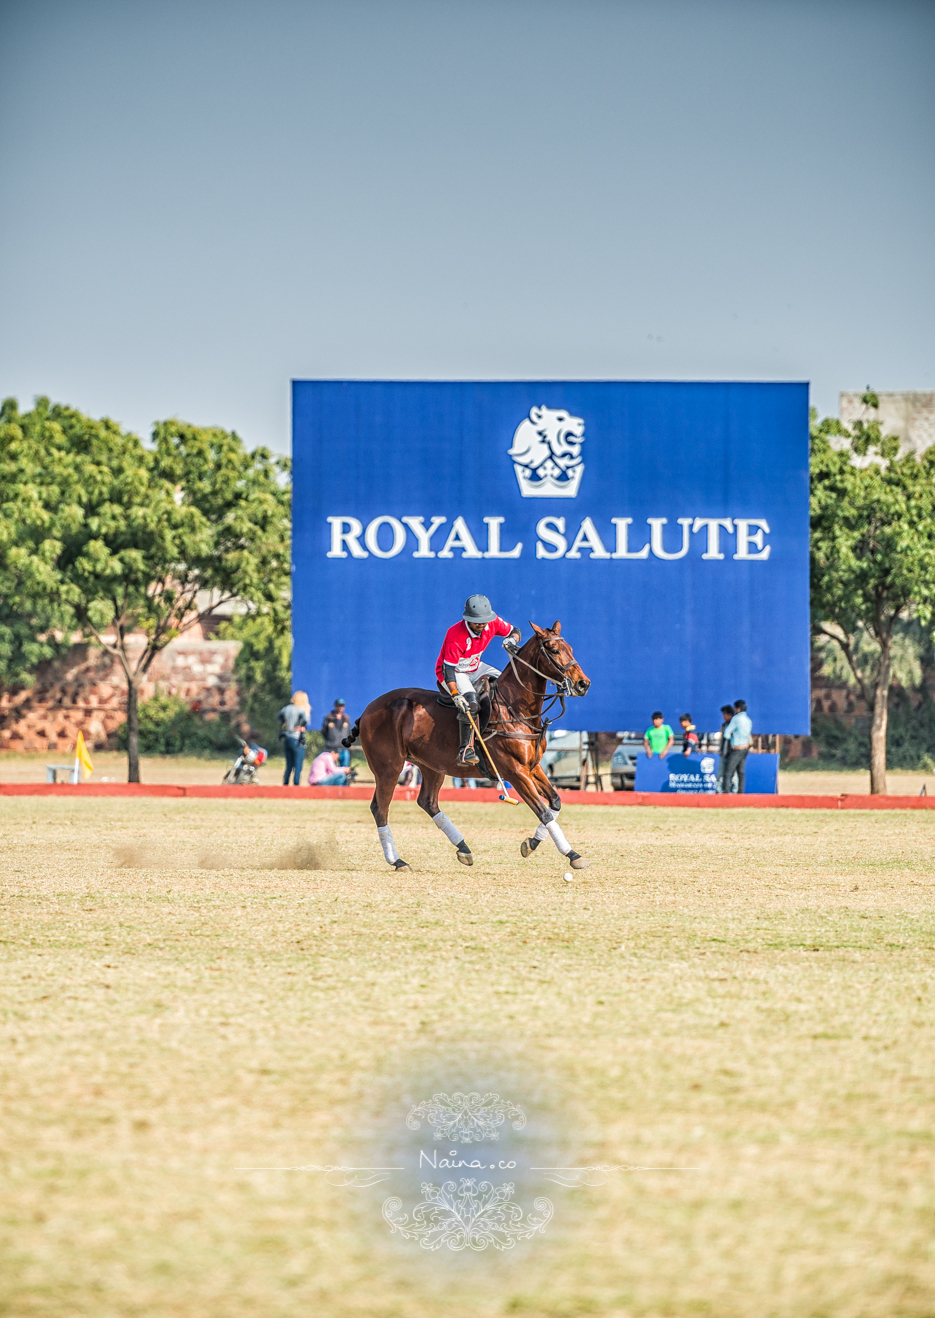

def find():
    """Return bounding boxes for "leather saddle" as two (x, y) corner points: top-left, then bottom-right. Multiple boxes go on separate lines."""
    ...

(437, 674), (494, 736)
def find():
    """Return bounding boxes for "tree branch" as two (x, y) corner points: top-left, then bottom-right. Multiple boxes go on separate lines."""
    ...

(814, 623), (873, 706)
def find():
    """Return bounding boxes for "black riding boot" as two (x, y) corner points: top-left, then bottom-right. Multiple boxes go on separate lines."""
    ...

(457, 715), (479, 766)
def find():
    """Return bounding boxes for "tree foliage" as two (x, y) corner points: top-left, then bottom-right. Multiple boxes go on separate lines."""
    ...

(217, 611), (294, 752)
(810, 391), (935, 792)
(0, 397), (290, 781)
(116, 690), (240, 757)
(0, 398), (82, 683)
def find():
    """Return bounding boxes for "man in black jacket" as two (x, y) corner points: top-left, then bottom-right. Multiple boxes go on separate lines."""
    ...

(717, 704), (735, 793)
(322, 699), (352, 767)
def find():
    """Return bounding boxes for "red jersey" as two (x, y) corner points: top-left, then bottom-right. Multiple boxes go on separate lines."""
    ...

(435, 617), (513, 683)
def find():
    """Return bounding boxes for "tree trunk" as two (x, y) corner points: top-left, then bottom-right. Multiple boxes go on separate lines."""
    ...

(869, 642), (891, 795)
(126, 677), (142, 783)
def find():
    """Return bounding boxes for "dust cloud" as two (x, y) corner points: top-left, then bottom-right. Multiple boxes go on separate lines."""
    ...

(112, 837), (351, 871)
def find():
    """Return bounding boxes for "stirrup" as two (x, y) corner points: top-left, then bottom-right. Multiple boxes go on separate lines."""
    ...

(457, 743), (479, 766)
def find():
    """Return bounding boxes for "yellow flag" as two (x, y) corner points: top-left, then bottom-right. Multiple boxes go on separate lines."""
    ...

(75, 731), (94, 781)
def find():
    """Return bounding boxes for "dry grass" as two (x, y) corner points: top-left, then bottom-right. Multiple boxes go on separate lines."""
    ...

(777, 767), (935, 796)
(1, 797), (934, 1318)
(0, 751), (233, 785)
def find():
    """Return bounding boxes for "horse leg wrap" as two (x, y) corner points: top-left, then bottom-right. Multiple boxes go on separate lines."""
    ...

(546, 819), (573, 856)
(533, 823), (549, 843)
(377, 825), (399, 864)
(433, 811), (464, 846)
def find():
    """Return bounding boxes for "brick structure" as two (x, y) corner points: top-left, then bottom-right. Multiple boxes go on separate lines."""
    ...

(0, 634), (241, 753)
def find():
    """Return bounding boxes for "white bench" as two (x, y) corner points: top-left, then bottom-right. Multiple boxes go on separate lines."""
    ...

(46, 764), (78, 784)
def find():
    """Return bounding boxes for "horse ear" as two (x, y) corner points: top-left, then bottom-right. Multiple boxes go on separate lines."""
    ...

(551, 620), (562, 634)
(529, 621), (545, 636)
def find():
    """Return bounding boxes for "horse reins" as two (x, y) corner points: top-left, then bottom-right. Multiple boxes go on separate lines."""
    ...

(485, 637), (576, 754)
(505, 638), (577, 697)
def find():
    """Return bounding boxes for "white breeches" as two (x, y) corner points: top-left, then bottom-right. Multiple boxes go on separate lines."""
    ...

(453, 662), (501, 697)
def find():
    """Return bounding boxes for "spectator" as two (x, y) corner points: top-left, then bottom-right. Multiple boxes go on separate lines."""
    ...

(452, 776), (478, 788)
(717, 704), (735, 792)
(679, 713), (699, 757)
(723, 699), (753, 794)
(322, 698), (352, 767)
(643, 711), (674, 759)
(277, 690), (310, 786)
(308, 748), (352, 786)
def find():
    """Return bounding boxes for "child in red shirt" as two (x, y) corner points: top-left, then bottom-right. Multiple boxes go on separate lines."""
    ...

(680, 713), (699, 757)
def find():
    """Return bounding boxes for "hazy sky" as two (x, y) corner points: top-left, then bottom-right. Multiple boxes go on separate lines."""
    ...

(2, 0), (933, 454)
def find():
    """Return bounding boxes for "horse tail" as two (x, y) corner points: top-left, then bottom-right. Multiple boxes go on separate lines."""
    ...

(342, 719), (360, 749)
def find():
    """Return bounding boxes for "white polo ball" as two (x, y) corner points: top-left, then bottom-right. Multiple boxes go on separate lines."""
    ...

(563, 872), (574, 883)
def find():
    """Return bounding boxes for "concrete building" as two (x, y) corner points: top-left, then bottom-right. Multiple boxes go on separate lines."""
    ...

(839, 391), (935, 455)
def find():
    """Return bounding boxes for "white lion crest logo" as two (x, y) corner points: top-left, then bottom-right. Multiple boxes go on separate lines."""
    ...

(507, 405), (586, 498)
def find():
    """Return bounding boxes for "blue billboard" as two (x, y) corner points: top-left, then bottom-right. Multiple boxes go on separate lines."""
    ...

(292, 381), (810, 733)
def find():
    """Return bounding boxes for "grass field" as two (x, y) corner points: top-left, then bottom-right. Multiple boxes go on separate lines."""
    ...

(2, 797), (933, 1318)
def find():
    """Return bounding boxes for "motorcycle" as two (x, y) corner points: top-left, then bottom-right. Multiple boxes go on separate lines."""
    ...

(222, 736), (268, 785)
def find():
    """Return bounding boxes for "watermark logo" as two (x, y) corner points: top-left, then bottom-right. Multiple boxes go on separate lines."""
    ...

(406, 1089), (526, 1143)
(388, 1091), (544, 1252)
(383, 1178), (553, 1251)
(239, 1087), (697, 1254)
(508, 406), (586, 498)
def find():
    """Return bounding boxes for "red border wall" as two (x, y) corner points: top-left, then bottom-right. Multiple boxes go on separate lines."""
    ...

(0, 783), (932, 809)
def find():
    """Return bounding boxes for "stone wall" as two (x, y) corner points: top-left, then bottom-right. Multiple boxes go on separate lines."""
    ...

(0, 637), (241, 753)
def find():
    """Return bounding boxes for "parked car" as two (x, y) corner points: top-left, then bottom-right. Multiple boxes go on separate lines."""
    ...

(541, 731), (589, 790)
(610, 737), (643, 790)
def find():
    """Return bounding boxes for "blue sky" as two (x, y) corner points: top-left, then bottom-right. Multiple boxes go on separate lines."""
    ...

(1, 0), (932, 453)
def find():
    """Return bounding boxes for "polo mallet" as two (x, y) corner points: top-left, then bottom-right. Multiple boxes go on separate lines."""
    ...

(460, 703), (520, 805)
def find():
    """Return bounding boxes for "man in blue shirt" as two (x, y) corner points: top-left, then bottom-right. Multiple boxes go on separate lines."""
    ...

(723, 699), (753, 794)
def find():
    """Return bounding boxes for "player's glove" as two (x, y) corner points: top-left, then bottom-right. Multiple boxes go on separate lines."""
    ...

(502, 636), (519, 654)
(452, 693), (470, 714)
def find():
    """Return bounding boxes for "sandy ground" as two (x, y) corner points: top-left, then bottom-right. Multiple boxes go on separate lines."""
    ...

(1, 797), (933, 1318)
(2, 749), (934, 798)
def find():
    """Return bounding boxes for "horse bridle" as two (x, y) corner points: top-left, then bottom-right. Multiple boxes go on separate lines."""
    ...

(481, 634), (579, 757)
(505, 635), (577, 698)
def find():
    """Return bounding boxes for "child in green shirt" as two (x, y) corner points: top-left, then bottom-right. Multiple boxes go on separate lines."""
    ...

(644, 711), (675, 758)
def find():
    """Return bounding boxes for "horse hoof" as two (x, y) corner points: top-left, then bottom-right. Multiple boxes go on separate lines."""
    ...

(392, 859), (411, 872)
(520, 837), (540, 859)
(456, 849), (473, 866)
(567, 851), (590, 870)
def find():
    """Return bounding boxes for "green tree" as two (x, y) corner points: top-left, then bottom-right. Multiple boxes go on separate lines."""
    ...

(217, 611), (293, 751)
(0, 399), (290, 782)
(810, 391), (935, 793)
(0, 399), (77, 683)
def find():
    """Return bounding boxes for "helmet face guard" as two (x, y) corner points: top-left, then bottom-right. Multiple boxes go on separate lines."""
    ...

(462, 593), (497, 626)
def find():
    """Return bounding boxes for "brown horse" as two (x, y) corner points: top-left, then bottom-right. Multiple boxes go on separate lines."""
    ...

(342, 621), (591, 872)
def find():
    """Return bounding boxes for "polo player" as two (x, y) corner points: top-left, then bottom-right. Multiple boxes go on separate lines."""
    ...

(435, 595), (521, 767)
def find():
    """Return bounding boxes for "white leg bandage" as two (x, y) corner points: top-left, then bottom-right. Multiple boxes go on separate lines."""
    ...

(433, 811), (464, 845)
(377, 825), (399, 864)
(546, 820), (572, 855)
(533, 823), (549, 842)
